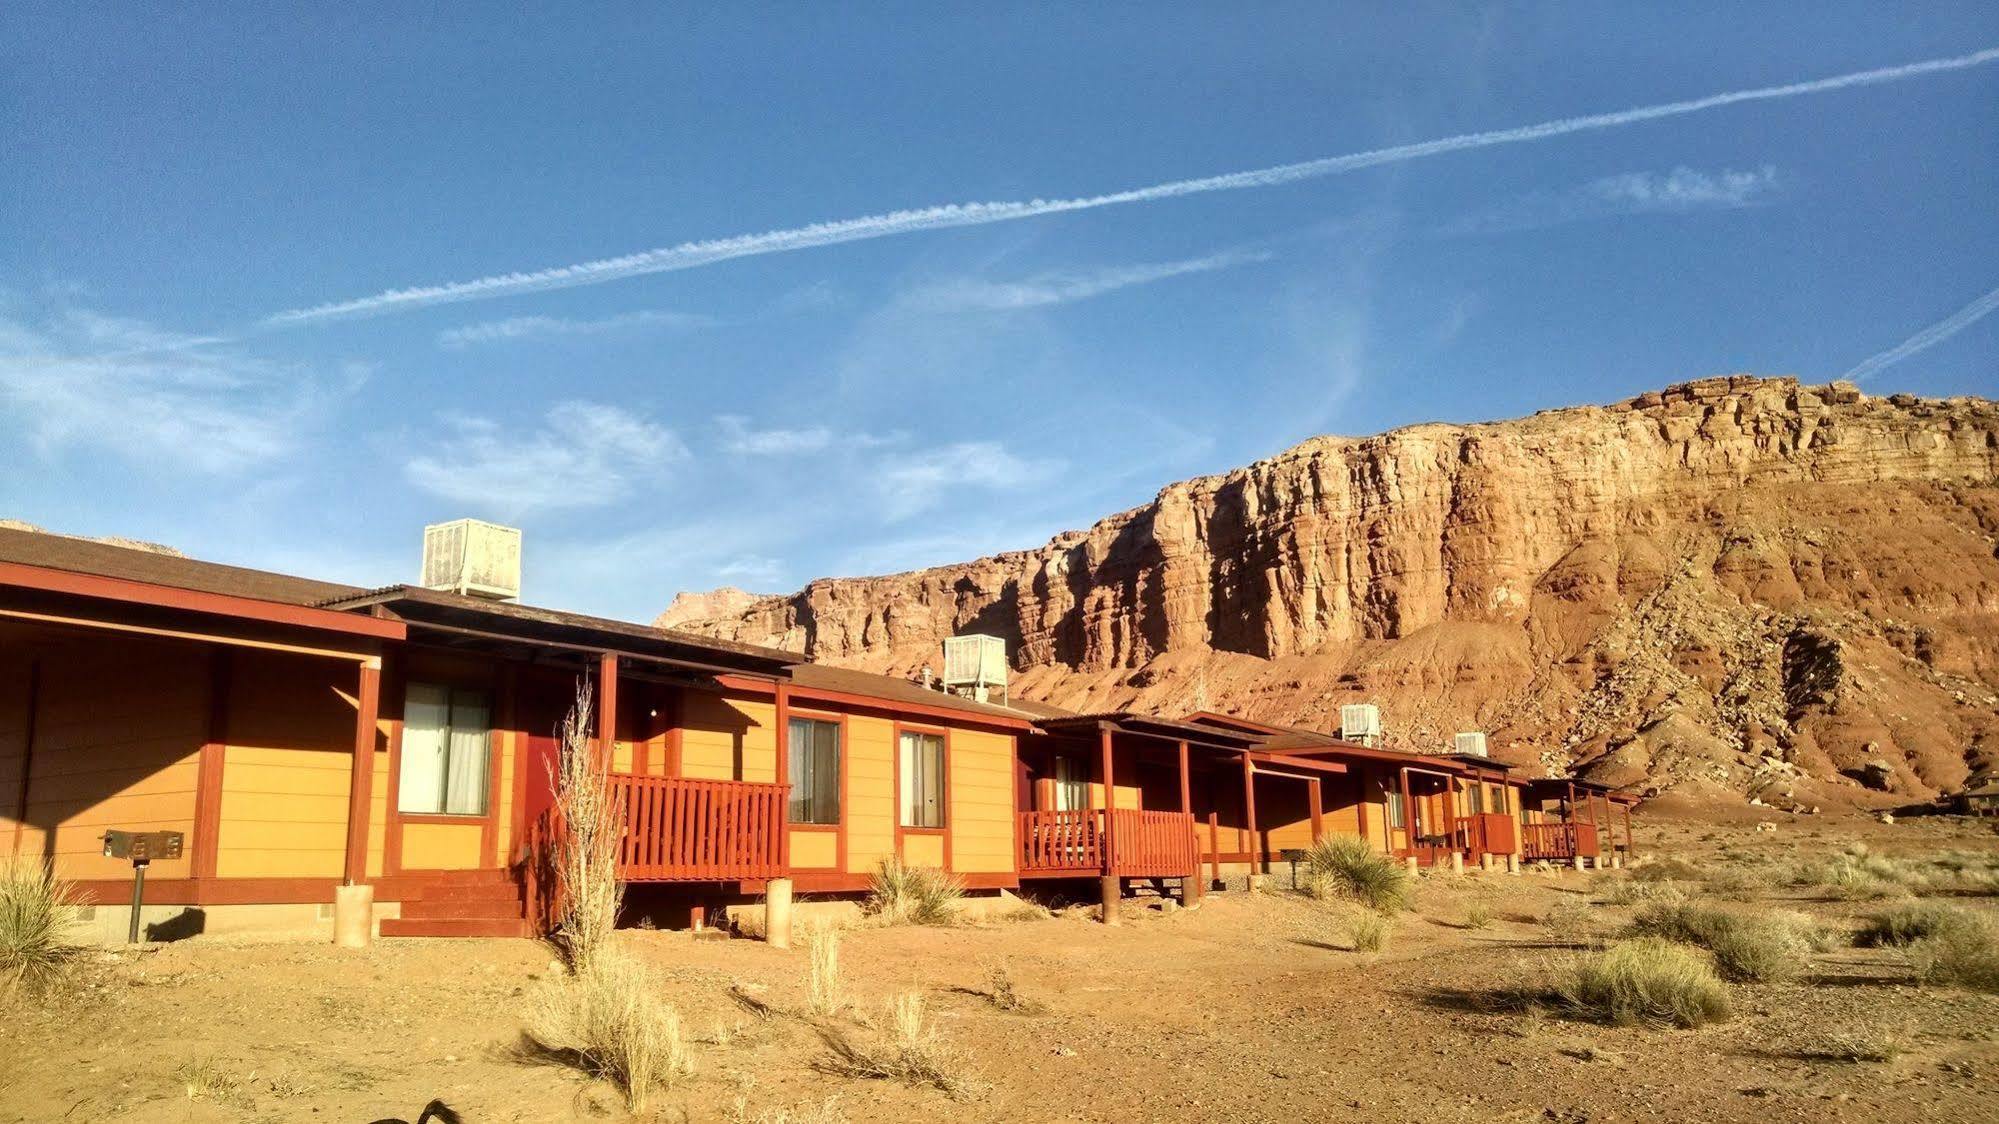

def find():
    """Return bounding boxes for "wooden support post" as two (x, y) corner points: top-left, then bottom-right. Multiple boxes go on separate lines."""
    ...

(1098, 725), (1116, 879)
(596, 652), (619, 767)
(342, 660), (382, 884)
(1398, 767), (1416, 861)
(1100, 874), (1121, 926)
(1307, 777), (1324, 843)
(1623, 803), (1635, 857)
(1177, 739), (1191, 816)
(1207, 811), (1220, 891)
(190, 648), (232, 880)
(1177, 739), (1199, 905)
(1442, 774), (1459, 863)
(774, 681), (791, 870)
(1241, 752), (1260, 874)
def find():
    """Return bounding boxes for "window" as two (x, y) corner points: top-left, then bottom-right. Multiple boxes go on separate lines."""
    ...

(1386, 789), (1406, 829)
(1467, 784), (1485, 815)
(398, 683), (490, 815)
(789, 717), (841, 825)
(1491, 785), (1510, 814)
(1052, 755), (1088, 812)
(900, 731), (945, 828)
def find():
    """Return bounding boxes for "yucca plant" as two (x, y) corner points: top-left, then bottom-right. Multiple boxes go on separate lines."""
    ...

(1300, 835), (1411, 912)
(0, 859), (82, 999)
(864, 858), (964, 926)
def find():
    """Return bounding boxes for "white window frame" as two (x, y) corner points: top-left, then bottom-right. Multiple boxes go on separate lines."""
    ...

(396, 682), (491, 816)
(899, 730), (946, 829)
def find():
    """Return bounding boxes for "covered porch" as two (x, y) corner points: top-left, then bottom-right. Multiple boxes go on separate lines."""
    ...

(1520, 778), (1636, 865)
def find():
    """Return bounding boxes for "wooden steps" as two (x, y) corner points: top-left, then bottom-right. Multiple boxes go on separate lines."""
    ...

(378, 871), (532, 940)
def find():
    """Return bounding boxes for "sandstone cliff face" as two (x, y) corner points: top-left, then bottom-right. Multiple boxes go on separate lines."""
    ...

(661, 377), (1999, 806)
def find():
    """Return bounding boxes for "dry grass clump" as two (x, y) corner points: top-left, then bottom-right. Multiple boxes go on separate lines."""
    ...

(979, 959), (1044, 1014)
(805, 923), (844, 1016)
(1904, 918), (1999, 993)
(823, 991), (977, 1096)
(1790, 844), (1934, 901)
(1855, 901), (1981, 948)
(523, 952), (690, 1112)
(1599, 876), (1690, 908)
(1348, 910), (1393, 952)
(1301, 835), (1411, 912)
(546, 681), (624, 971)
(1557, 938), (1732, 1028)
(0, 859), (83, 1000)
(1629, 902), (1822, 983)
(1542, 897), (1605, 948)
(727, 1095), (849, 1124)
(1462, 901), (1494, 930)
(864, 858), (965, 926)
(174, 1058), (247, 1105)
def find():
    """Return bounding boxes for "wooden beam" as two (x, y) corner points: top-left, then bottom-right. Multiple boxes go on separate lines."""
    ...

(1623, 802), (1635, 855)
(774, 681), (791, 870)
(1398, 767), (1416, 859)
(190, 648), (232, 880)
(1177, 739), (1191, 815)
(342, 661), (382, 883)
(597, 652), (619, 766)
(1099, 725), (1116, 874)
(1241, 751), (1260, 872)
(1307, 776), (1324, 843)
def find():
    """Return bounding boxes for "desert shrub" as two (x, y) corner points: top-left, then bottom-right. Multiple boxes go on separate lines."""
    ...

(546, 681), (624, 971)
(1463, 901), (1494, 930)
(1905, 919), (1999, 993)
(864, 859), (964, 926)
(174, 1059), (246, 1105)
(1542, 897), (1604, 948)
(1600, 876), (1689, 908)
(524, 951), (690, 1112)
(1701, 868), (1767, 901)
(1629, 903), (1819, 983)
(1855, 902), (1982, 948)
(805, 924), (844, 1016)
(1349, 911), (1392, 952)
(1792, 845), (1930, 900)
(980, 959), (1042, 1014)
(0, 860), (83, 1000)
(727, 1096), (849, 1124)
(823, 991), (975, 1096)
(1301, 835), (1411, 912)
(1558, 938), (1732, 1028)
(1629, 857), (1704, 883)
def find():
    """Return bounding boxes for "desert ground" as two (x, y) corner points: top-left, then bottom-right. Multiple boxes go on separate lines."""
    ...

(6, 813), (1998, 1124)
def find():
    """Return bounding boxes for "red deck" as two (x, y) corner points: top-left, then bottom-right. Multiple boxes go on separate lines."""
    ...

(1520, 821), (1599, 861)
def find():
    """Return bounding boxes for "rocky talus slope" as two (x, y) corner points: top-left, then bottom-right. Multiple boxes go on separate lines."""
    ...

(659, 376), (1999, 807)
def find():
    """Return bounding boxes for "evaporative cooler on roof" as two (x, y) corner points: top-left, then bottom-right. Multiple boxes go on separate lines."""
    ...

(421, 519), (522, 602)
(1455, 732), (1489, 758)
(942, 634), (1008, 704)
(1340, 704), (1382, 747)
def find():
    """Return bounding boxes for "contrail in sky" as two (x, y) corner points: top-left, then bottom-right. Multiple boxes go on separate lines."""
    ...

(1843, 284), (1999, 382)
(267, 45), (1999, 326)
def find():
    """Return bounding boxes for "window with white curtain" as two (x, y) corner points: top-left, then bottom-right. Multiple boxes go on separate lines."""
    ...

(397, 682), (491, 815)
(788, 717), (841, 825)
(1386, 788), (1406, 829)
(1052, 754), (1087, 812)
(899, 731), (945, 828)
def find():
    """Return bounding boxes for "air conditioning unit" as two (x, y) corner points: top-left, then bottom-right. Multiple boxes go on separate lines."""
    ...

(942, 634), (1008, 704)
(1455, 732), (1489, 758)
(1340, 704), (1382, 745)
(422, 519), (522, 602)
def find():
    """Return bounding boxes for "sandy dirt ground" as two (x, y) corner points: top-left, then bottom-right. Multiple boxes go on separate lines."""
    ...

(5, 813), (1997, 1124)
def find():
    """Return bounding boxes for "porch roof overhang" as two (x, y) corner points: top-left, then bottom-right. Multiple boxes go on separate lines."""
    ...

(1033, 712), (1264, 754)
(317, 585), (796, 680)
(1247, 751), (1348, 776)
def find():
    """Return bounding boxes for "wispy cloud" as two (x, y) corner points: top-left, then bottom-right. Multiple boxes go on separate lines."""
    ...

(716, 414), (902, 455)
(1442, 165), (1781, 235)
(875, 442), (1063, 520)
(0, 300), (352, 472)
(404, 401), (687, 516)
(1843, 284), (1999, 383)
(262, 46), (1999, 325)
(436, 308), (718, 349)
(903, 249), (1272, 312)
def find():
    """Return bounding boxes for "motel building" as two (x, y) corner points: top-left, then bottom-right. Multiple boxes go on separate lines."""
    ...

(0, 520), (1636, 944)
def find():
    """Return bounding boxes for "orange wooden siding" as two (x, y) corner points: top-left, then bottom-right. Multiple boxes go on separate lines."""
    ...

(214, 651), (354, 878)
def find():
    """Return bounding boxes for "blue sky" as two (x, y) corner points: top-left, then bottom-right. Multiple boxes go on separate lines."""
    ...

(3, 5), (1995, 621)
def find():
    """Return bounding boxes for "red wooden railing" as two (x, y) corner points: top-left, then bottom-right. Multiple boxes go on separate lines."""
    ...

(1520, 821), (1599, 861)
(1455, 812), (1519, 857)
(1019, 809), (1197, 878)
(1109, 809), (1199, 878)
(612, 774), (787, 882)
(1019, 809), (1104, 873)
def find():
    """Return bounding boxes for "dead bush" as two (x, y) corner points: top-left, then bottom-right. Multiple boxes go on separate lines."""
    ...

(1905, 919), (1999, 993)
(1558, 938), (1732, 1028)
(822, 991), (977, 1097)
(546, 680), (623, 971)
(805, 924), (844, 1016)
(1542, 897), (1604, 948)
(523, 951), (690, 1112)
(864, 858), (964, 926)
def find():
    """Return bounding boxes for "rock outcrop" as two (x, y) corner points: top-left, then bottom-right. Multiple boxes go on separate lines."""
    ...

(661, 376), (1999, 805)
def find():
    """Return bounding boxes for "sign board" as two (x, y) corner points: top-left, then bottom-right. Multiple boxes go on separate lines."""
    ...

(101, 829), (185, 863)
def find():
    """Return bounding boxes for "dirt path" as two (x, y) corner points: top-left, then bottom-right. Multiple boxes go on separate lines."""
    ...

(5, 815), (1996, 1123)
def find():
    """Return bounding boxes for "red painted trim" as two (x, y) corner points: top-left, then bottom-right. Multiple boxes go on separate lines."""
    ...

(715, 675), (1033, 731)
(1177, 739), (1192, 815)
(0, 560), (404, 639)
(70, 873), (504, 907)
(891, 719), (954, 871)
(190, 648), (231, 879)
(1240, 751), (1259, 872)
(785, 706), (851, 876)
(773, 682), (790, 871)
(342, 662), (381, 883)
(596, 652), (618, 766)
